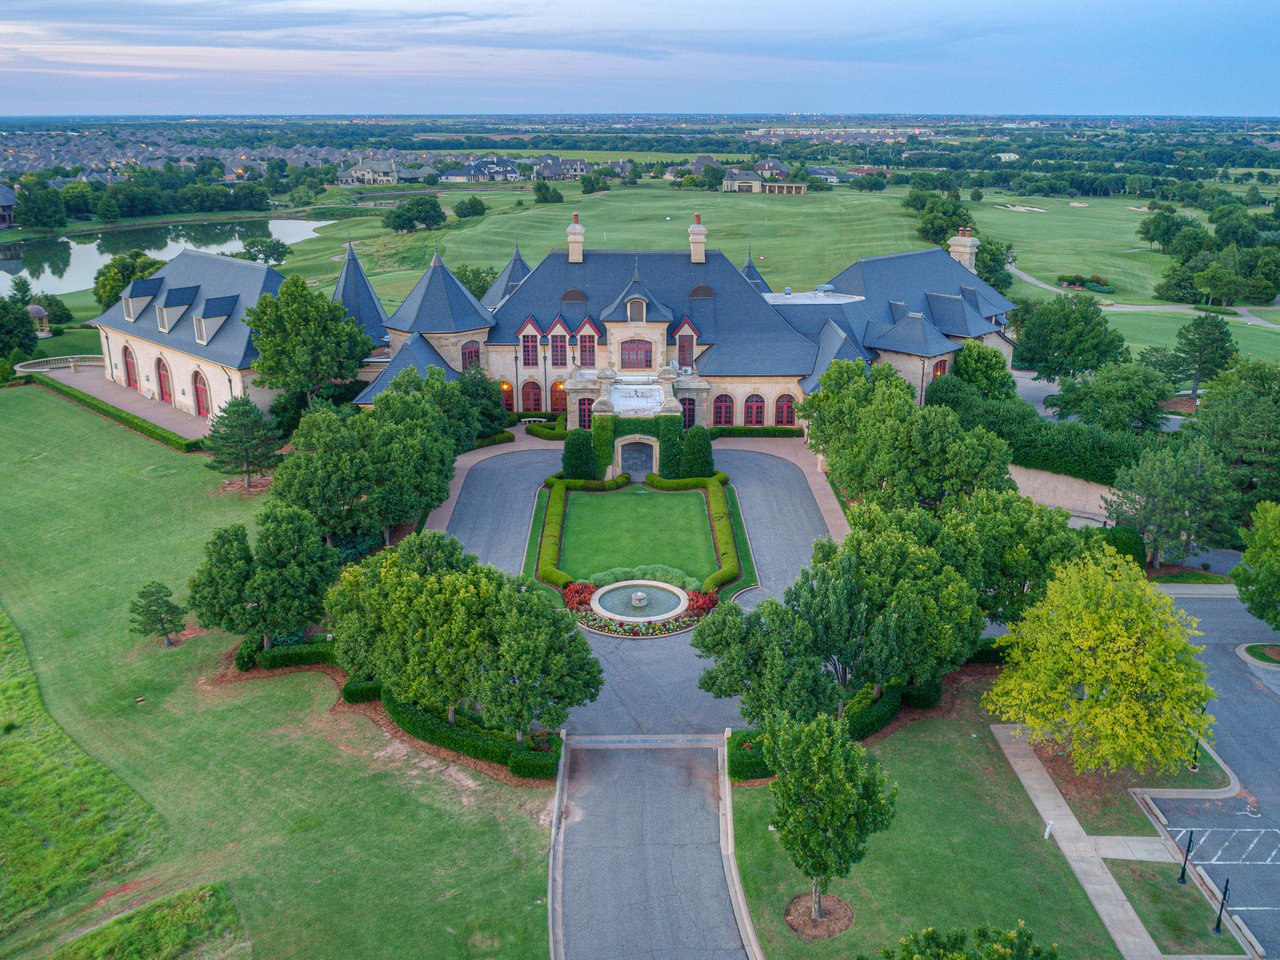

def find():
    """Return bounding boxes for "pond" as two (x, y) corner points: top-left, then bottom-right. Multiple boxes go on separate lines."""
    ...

(0, 219), (334, 298)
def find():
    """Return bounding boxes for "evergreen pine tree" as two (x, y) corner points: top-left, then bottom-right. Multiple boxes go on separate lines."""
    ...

(204, 396), (282, 489)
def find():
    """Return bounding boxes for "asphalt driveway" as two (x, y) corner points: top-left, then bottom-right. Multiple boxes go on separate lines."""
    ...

(444, 448), (560, 573)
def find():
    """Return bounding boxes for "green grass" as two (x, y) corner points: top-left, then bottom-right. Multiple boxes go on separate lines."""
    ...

(45, 327), (103, 356)
(1106, 861), (1245, 956)
(1245, 643), (1280, 665)
(48, 884), (247, 960)
(733, 678), (1122, 959)
(0, 388), (551, 960)
(724, 485), (759, 597)
(1105, 309), (1280, 365)
(558, 485), (718, 582)
(1151, 571), (1232, 584)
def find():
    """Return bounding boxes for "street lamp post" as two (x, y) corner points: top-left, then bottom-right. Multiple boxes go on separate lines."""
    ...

(1213, 877), (1230, 934)
(1178, 830), (1194, 884)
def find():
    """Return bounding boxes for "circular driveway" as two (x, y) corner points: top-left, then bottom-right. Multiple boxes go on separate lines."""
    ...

(443, 448), (560, 573)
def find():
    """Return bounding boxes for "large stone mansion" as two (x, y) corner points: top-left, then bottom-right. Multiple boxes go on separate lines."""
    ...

(91, 215), (1014, 428)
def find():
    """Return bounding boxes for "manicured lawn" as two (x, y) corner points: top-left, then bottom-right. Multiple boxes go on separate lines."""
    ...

(1245, 644), (1280, 665)
(1151, 570), (1232, 585)
(1106, 861), (1245, 956)
(558, 485), (718, 582)
(733, 676), (1123, 959)
(1104, 309), (1280, 365)
(724, 486), (759, 598)
(45, 327), (102, 356)
(0, 388), (551, 960)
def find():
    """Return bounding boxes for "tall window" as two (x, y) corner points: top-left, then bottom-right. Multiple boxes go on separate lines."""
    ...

(627, 299), (645, 324)
(578, 397), (593, 430)
(461, 339), (481, 370)
(550, 381), (567, 413)
(499, 381), (513, 412)
(775, 394), (796, 427)
(713, 394), (734, 427)
(156, 358), (173, 405)
(522, 381), (542, 412)
(123, 345), (138, 390)
(744, 393), (765, 426)
(192, 370), (210, 418)
(620, 339), (652, 370)
(551, 334), (567, 367)
(932, 358), (948, 379)
(579, 334), (596, 367)
(680, 397), (696, 429)
(678, 334), (694, 368)
(522, 334), (538, 367)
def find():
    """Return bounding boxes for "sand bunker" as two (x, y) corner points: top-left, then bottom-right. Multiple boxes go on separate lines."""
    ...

(995, 203), (1047, 213)
(1069, 202), (1090, 207)
(1127, 206), (1151, 212)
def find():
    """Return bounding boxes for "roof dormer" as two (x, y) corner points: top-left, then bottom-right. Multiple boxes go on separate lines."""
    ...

(155, 285), (199, 333)
(192, 294), (238, 346)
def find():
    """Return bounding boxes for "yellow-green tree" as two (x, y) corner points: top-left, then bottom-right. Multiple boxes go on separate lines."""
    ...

(984, 549), (1213, 774)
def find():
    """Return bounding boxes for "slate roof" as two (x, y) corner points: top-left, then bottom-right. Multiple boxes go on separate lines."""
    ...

(488, 248), (819, 377)
(599, 266), (675, 324)
(925, 291), (1001, 339)
(827, 248), (1016, 322)
(481, 243), (531, 309)
(332, 243), (389, 342)
(864, 312), (960, 358)
(0, 184), (16, 207)
(354, 333), (458, 405)
(386, 250), (496, 334)
(93, 250), (283, 369)
(740, 252), (771, 293)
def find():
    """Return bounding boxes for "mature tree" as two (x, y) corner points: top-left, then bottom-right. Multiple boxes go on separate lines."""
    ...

(92, 249), (165, 309)
(764, 712), (896, 921)
(1136, 345), (1183, 384)
(247, 274), (373, 400)
(1234, 501), (1280, 630)
(984, 550), (1213, 775)
(969, 189), (984, 203)
(129, 582), (187, 648)
(1195, 360), (1280, 521)
(60, 181), (96, 220)
(188, 524), (257, 634)
(1195, 262), (1246, 307)
(245, 502), (339, 647)
(951, 342), (1016, 399)
(974, 236), (1014, 293)
(858, 924), (1056, 960)
(29, 292), (73, 327)
(479, 581), (604, 743)
(796, 359), (912, 463)
(382, 196), (445, 232)
(0, 299), (36, 358)
(233, 237), (291, 265)
(457, 365), (508, 437)
(1015, 294), (1129, 381)
(1105, 439), (1236, 567)
(533, 180), (563, 204)
(681, 424), (715, 478)
(1137, 210), (1197, 251)
(1153, 262), (1202, 304)
(203, 396), (282, 489)
(14, 187), (67, 229)
(7, 275), (32, 305)
(451, 195), (487, 219)
(1174, 313), (1238, 400)
(382, 365), (480, 457)
(1049, 363), (1172, 433)
(452, 264), (499, 301)
(562, 428), (598, 481)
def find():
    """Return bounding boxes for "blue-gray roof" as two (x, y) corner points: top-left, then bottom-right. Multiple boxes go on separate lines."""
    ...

(354, 334), (458, 404)
(740, 254), (771, 293)
(387, 250), (495, 334)
(332, 244), (389, 342)
(925, 291), (1001, 338)
(864, 312), (959, 358)
(481, 243), (531, 309)
(163, 285), (199, 307)
(0, 184), (17, 207)
(599, 267), (675, 324)
(95, 250), (284, 369)
(827, 248), (1016, 321)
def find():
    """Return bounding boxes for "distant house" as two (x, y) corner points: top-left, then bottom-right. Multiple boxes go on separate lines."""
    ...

(721, 170), (805, 195)
(0, 183), (15, 229)
(338, 160), (433, 186)
(536, 157), (592, 181)
(754, 159), (791, 179)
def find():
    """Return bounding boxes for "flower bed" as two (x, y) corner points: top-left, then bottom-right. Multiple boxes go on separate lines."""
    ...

(568, 583), (718, 636)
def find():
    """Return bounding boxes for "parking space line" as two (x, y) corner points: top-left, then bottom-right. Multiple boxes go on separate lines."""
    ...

(1166, 827), (1280, 865)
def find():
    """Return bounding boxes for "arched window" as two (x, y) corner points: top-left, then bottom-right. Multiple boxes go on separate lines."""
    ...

(193, 370), (211, 418)
(578, 397), (593, 430)
(123, 344), (138, 390)
(579, 333), (596, 368)
(156, 357), (173, 405)
(744, 394), (765, 426)
(499, 380), (514, 412)
(561, 289), (587, 304)
(551, 334), (567, 367)
(775, 394), (795, 427)
(550, 380), (567, 413)
(678, 334), (695, 368)
(680, 397), (696, 429)
(626, 298), (646, 324)
(461, 339), (481, 370)
(521, 380), (542, 412)
(521, 334), (539, 367)
(713, 394), (734, 426)
(690, 285), (714, 299)
(620, 339), (651, 370)
(932, 358), (949, 379)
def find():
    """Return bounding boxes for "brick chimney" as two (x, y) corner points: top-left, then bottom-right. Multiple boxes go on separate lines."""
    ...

(567, 211), (585, 264)
(948, 226), (980, 273)
(689, 212), (707, 264)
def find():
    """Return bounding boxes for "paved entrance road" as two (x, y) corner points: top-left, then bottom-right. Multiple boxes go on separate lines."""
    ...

(560, 747), (746, 960)
(1151, 597), (1280, 953)
(444, 448), (560, 573)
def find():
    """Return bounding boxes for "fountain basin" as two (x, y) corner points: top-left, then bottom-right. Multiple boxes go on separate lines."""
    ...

(589, 579), (689, 624)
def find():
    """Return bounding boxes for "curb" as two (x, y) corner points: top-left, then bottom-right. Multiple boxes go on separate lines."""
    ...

(1137, 738), (1241, 801)
(718, 728), (765, 960)
(1236, 642), (1280, 673)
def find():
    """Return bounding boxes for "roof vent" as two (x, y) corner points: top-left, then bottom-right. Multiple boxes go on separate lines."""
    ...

(815, 284), (834, 296)
(784, 287), (792, 296)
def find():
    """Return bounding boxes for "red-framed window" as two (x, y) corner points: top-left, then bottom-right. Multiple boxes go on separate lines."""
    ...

(621, 339), (651, 370)
(123, 345), (138, 390)
(713, 394), (734, 426)
(932, 358), (948, 379)
(551, 334), (567, 367)
(579, 334), (596, 367)
(681, 397), (696, 429)
(678, 334), (694, 368)
(521, 381), (542, 412)
(550, 380), (567, 413)
(578, 397), (593, 430)
(499, 381), (514, 412)
(193, 370), (211, 417)
(461, 339), (481, 369)
(156, 358), (173, 405)
(775, 394), (795, 427)
(744, 394), (765, 426)
(522, 334), (538, 367)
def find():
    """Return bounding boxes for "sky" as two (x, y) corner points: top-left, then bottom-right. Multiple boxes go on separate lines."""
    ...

(1, 0), (1277, 117)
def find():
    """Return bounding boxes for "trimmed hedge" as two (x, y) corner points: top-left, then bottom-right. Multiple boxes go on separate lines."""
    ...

(728, 730), (772, 780)
(527, 413), (568, 440)
(542, 471), (631, 491)
(707, 425), (804, 440)
(256, 641), (337, 669)
(382, 691), (562, 779)
(26, 373), (203, 452)
(902, 677), (943, 709)
(342, 678), (383, 703)
(845, 684), (903, 740)
(537, 481), (572, 587)
(702, 478), (742, 593)
(645, 471), (729, 491)
(234, 636), (263, 672)
(472, 430), (514, 450)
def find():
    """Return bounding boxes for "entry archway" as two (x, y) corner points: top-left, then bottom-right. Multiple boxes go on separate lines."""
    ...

(609, 434), (659, 480)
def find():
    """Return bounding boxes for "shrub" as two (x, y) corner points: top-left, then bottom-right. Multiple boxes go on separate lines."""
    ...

(562, 428), (600, 480)
(707, 425), (803, 440)
(844, 684), (903, 740)
(702, 479), (742, 592)
(256, 641), (336, 669)
(728, 729), (772, 781)
(902, 677), (944, 709)
(562, 581), (596, 611)
(527, 414), (568, 441)
(681, 424), (715, 478)
(559, 474), (629, 492)
(645, 471), (730, 491)
(234, 636), (263, 672)
(1102, 524), (1146, 569)
(341, 678), (382, 703)
(472, 430), (514, 450)
(686, 589), (719, 617)
(590, 565), (702, 592)
(537, 482), (572, 588)
(26, 373), (203, 452)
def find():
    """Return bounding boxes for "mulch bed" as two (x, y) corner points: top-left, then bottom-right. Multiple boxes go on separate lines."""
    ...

(784, 893), (853, 941)
(1251, 644), (1280, 663)
(1161, 396), (1197, 415)
(207, 649), (555, 789)
(864, 663), (1000, 745)
(215, 475), (273, 496)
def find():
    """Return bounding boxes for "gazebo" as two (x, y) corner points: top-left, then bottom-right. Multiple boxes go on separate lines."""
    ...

(27, 303), (50, 339)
